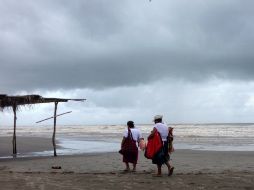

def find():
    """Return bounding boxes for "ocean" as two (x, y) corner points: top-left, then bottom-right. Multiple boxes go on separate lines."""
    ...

(1, 124), (254, 157)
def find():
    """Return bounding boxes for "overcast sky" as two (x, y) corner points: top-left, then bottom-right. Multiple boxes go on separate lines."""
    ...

(1, 0), (254, 125)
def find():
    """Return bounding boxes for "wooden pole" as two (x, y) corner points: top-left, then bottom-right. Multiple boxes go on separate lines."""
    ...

(52, 102), (58, 157)
(12, 104), (17, 157)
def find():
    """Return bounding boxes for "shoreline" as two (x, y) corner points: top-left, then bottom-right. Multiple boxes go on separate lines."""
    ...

(1, 135), (254, 159)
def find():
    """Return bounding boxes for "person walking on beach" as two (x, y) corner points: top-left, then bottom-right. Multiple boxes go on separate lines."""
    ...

(149, 115), (174, 176)
(120, 121), (142, 172)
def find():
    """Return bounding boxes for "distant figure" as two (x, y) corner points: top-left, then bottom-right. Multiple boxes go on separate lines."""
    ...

(120, 121), (142, 172)
(168, 127), (174, 154)
(139, 137), (146, 151)
(149, 115), (174, 176)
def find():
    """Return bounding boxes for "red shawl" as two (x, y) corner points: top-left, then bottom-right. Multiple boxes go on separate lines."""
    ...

(145, 129), (163, 159)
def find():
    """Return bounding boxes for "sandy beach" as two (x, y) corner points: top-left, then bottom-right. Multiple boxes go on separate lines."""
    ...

(0, 137), (254, 189)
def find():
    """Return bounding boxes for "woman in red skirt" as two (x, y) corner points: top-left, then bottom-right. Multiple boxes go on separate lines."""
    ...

(121, 121), (142, 172)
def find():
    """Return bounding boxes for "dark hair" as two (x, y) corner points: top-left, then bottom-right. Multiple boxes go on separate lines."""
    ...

(127, 121), (134, 128)
(154, 118), (162, 123)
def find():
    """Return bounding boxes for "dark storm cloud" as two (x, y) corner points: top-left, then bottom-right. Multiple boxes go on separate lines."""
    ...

(0, 0), (254, 92)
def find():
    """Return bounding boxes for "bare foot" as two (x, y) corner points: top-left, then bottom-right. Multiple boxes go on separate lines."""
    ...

(152, 173), (162, 177)
(168, 167), (174, 176)
(123, 168), (130, 172)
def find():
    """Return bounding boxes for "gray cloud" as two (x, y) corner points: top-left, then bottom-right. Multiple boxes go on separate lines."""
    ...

(0, 0), (254, 93)
(2, 80), (254, 125)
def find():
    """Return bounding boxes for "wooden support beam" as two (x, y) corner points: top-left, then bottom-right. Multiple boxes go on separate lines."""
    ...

(52, 102), (58, 157)
(36, 111), (72, 123)
(12, 104), (17, 157)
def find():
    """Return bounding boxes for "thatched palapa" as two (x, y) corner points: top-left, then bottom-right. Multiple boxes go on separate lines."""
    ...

(0, 94), (84, 109)
(0, 94), (85, 157)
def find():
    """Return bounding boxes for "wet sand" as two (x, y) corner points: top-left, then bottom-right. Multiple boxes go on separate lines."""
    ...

(0, 137), (254, 189)
(0, 136), (55, 157)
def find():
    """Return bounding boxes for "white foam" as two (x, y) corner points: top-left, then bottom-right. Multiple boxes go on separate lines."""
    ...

(1, 124), (254, 154)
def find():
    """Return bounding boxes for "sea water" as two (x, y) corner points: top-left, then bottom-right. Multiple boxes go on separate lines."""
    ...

(0, 124), (254, 157)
